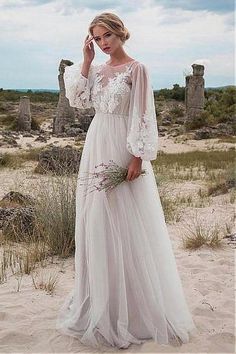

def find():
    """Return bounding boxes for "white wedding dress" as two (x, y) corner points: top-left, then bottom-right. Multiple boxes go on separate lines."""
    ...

(56, 59), (197, 349)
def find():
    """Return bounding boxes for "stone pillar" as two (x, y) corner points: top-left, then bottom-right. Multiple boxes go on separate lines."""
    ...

(185, 64), (205, 122)
(53, 59), (75, 134)
(17, 96), (31, 131)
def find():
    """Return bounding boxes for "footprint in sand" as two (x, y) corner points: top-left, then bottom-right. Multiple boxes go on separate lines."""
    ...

(0, 311), (7, 321)
(209, 266), (231, 275)
(0, 331), (35, 346)
(193, 306), (217, 318)
(207, 280), (226, 292)
(197, 253), (213, 260)
(189, 268), (207, 274)
(208, 332), (235, 345)
(0, 311), (28, 321)
(214, 310), (234, 319)
(218, 258), (233, 266)
(195, 279), (226, 296)
(196, 285), (210, 296)
(181, 263), (205, 269)
(222, 299), (235, 308)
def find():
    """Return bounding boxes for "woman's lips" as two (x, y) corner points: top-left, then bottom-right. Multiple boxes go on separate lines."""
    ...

(103, 47), (110, 50)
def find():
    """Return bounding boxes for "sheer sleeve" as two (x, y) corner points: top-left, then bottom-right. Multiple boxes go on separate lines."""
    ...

(126, 62), (158, 161)
(64, 62), (95, 109)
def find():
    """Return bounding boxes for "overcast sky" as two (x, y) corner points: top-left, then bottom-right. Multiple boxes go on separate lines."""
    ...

(0, 0), (234, 90)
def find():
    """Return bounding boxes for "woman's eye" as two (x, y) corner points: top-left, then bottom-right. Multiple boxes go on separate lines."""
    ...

(95, 34), (111, 41)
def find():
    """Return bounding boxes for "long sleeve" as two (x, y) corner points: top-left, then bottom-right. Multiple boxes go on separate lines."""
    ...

(64, 62), (95, 109)
(126, 62), (158, 161)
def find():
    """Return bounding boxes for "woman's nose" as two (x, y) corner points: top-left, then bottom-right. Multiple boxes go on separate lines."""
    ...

(101, 40), (107, 46)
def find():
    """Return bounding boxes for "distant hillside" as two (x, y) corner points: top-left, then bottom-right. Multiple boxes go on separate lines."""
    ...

(154, 84), (235, 94)
(0, 89), (59, 103)
(2, 85), (235, 94)
(2, 89), (59, 93)
(205, 85), (235, 91)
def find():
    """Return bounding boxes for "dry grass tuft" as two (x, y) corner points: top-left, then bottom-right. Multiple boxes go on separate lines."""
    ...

(181, 213), (225, 250)
(31, 268), (59, 295)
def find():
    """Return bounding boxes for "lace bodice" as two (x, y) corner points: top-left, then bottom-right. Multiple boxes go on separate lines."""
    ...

(64, 60), (158, 161)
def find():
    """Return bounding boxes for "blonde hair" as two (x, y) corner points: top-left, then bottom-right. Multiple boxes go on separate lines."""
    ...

(88, 12), (130, 44)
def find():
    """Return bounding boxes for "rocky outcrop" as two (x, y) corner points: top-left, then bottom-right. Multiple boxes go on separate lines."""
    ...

(193, 123), (235, 140)
(185, 64), (205, 122)
(76, 112), (94, 132)
(2, 206), (36, 240)
(53, 59), (96, 137)
(0, 191), (36, 239)
(17, 96), (32, 131)
(53, 59), (76, 134)
(34, 145), (82, 175)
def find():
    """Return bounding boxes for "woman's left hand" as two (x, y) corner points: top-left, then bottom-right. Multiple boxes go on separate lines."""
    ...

(126, 156), (142, 181)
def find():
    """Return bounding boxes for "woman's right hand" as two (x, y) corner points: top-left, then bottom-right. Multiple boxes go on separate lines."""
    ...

(83, 34), (95, 64)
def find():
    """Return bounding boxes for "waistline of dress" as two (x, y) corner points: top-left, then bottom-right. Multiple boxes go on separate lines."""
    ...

(94, 111), (129, 118)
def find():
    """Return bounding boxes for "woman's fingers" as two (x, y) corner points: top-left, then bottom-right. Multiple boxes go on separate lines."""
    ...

(83, 36), (94, 54)
(126, 171), (132, 181)
(85, 35), (93, 43)
(126, 172), (140, 181)
(84, 38), (94, 51)
(83, 35), (95, 62)
(86, 39), (93, 44)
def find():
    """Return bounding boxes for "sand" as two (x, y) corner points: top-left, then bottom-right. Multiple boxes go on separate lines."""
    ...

(0, 226), (234, 353)
(0, 131), (235, 353)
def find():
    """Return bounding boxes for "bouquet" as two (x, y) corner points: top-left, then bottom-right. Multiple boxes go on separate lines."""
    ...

(78, 159), (147, 196)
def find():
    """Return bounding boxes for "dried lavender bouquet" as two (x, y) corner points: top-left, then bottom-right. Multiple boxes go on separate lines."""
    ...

(78, 159), (147, 196)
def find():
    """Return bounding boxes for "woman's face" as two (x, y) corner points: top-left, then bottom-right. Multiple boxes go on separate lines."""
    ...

(92, 25), (122, 54)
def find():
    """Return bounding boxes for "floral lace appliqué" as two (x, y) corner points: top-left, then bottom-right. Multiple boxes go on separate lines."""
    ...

(75, 74), (93, 109)
(126, 106), (158, 160)
(92, 66), (132, 113)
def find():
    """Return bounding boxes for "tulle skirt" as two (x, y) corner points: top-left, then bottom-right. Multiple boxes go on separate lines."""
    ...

(56, 111), (197, 349)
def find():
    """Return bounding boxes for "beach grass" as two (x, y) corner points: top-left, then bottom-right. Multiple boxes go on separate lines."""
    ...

(0, 147), (235, 289)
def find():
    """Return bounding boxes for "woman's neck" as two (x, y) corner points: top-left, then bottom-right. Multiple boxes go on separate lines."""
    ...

(107, 47), (132, 65)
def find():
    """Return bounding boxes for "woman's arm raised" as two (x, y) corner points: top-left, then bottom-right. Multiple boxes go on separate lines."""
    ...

(64, 35), (95, 109)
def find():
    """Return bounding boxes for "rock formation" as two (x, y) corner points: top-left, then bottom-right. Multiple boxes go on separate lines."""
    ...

(0, 191), (36, 239)
(34, 145), (82, 175)
(17, 96), (31, 131)
(185, 64), (205, 122)
(53, 59), (75, 134)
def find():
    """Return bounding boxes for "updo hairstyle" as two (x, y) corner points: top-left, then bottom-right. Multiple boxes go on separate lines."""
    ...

(88, 12), (130, 44)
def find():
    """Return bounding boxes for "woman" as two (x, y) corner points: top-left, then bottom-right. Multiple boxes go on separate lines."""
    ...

(56, 12), (197, 350)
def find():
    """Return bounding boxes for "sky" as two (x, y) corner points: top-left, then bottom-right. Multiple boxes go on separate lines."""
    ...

(0, 0), (234, 90)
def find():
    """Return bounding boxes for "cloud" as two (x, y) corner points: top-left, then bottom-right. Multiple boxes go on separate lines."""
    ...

(2, 0), (233, 13)
(49, 0), (236, 14)
(0, 0), (54, 8)
(0, 0), (141, 13)
(0, 1), (234, 89)
(153, 0), (235, 13)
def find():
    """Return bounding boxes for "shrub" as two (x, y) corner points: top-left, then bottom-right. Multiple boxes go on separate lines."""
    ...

(185, 111), (208, 130)
(155, 84), (185, 101)
(203, 86), (235, 125)
(170, 106), (185, 117)
(31, 117), (41, 130)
